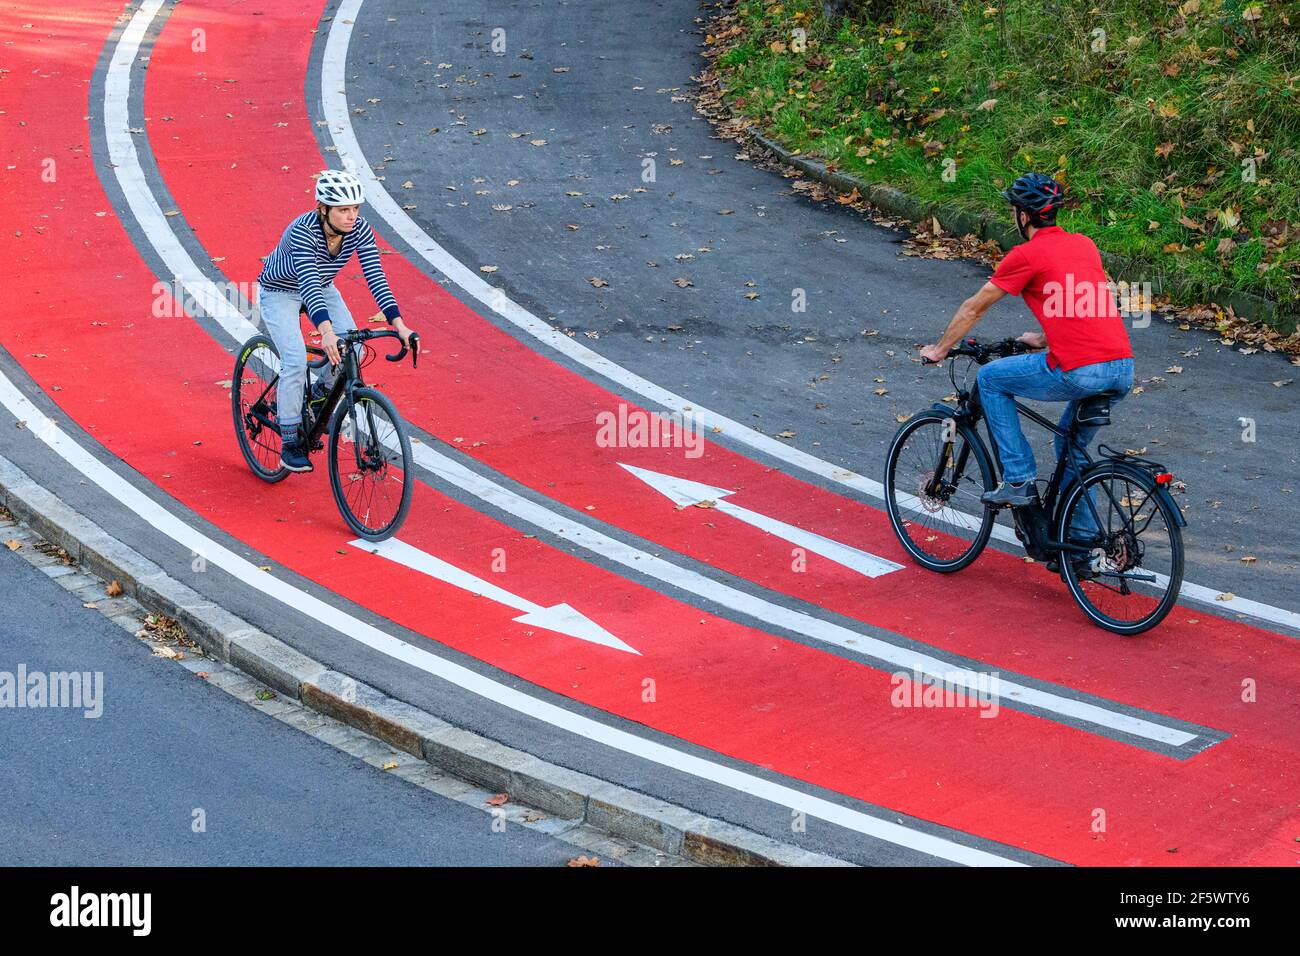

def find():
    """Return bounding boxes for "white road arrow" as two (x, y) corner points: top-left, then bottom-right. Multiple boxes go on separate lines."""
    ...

(353, 538), (640, 655)
(619, 463), (904, 579)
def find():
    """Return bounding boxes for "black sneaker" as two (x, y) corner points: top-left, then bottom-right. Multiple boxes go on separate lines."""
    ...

(980, 480), (1036, 508)
(279, 426), (313, 473)
(308, 376), (334, 407)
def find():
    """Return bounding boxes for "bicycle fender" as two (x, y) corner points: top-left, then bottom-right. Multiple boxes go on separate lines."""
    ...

(1080, 460), (1187, 529)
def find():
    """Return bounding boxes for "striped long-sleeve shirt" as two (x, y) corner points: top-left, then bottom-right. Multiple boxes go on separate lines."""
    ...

(257, 211), (401, 328)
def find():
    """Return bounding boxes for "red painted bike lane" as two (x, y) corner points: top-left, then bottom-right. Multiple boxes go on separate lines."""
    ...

(141, 0), (1300, 747)
(0, 1), (1295, 864)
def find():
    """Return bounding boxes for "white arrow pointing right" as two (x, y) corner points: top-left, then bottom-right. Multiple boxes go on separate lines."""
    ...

(620, 463), (904, 579)
(354, 538), (639, 655)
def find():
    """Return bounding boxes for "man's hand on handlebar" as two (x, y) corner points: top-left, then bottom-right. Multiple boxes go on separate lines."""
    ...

(919, 343), (950, 365)
(1016, 331), (1047, 350)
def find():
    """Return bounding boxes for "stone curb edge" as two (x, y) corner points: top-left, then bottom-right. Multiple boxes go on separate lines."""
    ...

(745, 129), (1295, 335)
(0, 451), (851, 867)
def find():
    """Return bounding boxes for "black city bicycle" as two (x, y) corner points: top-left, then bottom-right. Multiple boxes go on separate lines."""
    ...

(232, 328), (420, 542)
(883, 337), (1186, 635)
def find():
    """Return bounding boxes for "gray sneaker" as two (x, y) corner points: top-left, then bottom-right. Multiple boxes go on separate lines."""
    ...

(980, 480), (1036, 508)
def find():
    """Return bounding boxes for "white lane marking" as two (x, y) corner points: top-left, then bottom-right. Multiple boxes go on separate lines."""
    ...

(104, 1), (260, 343)
(325, 0), (1300, 635)
(355, 537), (639, 654)
(99, 0), (1026, 868)
(0, 377), (1019, 867)
(103, 0), (1202, 749)
(620, 463), (904, 579)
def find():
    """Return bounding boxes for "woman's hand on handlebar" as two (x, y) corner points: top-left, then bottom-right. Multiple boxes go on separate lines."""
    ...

(390, 316), (414, 349)
(318, 321), (342, 366)
(919, 343), (950, 365)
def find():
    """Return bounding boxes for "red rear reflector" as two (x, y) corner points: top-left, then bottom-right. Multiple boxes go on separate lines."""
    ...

(1155, 472), (1173, 484)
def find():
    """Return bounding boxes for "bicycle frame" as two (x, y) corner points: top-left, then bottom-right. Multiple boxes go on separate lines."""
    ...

(241, 338), (376, 458)
(939, 379), (1109, 559)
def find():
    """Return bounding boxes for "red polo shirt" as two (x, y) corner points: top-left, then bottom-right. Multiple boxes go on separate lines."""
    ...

(989, 225), (1133, 371)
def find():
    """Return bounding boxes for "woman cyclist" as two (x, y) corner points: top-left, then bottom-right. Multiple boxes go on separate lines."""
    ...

(255, 169), (415, 472)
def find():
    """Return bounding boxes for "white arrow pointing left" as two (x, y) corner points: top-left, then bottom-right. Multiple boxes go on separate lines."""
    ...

(353, 538), (640, 655)
(620, 463), (904, 579)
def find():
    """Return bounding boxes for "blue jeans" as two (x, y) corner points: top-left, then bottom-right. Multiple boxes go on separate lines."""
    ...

(977, 353), (1134, 537)
(254, 283), (358, 429)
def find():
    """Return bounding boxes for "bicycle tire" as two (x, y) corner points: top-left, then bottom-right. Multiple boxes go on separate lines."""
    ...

(327, 386), (414, 541)
(1057, 465), (1184, 635)
(884, 410), (997, 573)
(232, 334), (290, 483)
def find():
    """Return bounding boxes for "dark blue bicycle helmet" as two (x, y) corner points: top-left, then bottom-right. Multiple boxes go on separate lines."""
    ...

(1001, 172), (1066, 226)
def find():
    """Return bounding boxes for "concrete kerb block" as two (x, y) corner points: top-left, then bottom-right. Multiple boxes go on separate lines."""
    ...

(585, 784), (706, 856)
(682, 820), (852, 867)
(2, 483), (85, 556)
(76, 530), (169, 600)
(301, 670), (449, 758)
(934, 207), (982, 240)
(228, 630), (328, 701)
(506, 756), (602, 821)
(420, 726), (534, 794)
(172, 602), (250, 659)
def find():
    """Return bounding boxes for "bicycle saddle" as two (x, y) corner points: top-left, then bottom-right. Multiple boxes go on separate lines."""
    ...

(1074, 392), (1118, 428)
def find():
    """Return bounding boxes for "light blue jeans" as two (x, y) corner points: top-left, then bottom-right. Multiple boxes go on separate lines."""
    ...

(977, 353), (1134, 537)
(254, 283), (358, 429)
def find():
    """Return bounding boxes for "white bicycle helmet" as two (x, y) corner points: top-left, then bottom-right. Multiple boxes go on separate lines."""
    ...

(315, 169), (365, 206)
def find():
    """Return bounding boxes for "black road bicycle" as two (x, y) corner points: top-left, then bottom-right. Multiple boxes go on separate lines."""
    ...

(232, 328), (420, 542)
(883, 337), (1186, 635)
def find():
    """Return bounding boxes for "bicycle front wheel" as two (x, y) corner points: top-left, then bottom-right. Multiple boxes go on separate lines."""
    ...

(1057, 466), (1184, 635)
(884, 411), (996, 572)
(327, 386), (414, 541)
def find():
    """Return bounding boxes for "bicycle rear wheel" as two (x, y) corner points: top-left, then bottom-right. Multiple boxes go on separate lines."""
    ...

(884, 411), (996, 572)
(232, 335), (289, 483)
(327, 386), (414, 541)
(1057, 467), (1183, 635)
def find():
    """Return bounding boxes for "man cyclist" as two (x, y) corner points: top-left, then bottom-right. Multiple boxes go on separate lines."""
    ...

(255, 169), (414, 473)
(919, 172), (1133, 540)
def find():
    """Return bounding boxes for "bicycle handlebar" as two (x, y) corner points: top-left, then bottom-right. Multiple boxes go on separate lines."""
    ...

(922, 336), (1039, 366)
(337, 328), (421, 369)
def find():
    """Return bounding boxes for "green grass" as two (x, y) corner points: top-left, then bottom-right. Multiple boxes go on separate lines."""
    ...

(709, 0), (1300, 306)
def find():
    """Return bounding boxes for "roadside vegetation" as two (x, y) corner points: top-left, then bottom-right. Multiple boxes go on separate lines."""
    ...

(705, 0), (1299, 311)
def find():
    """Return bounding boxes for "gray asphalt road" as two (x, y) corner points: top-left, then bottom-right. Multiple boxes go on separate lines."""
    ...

(0, 545), (578, 866)
(339, 0), (1299, 611)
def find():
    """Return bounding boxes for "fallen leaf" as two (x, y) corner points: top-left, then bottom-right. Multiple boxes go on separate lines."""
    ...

(105, 580), (124, 597)
(589, 277), (608, 288)
(381, 760), (399, 770)
(1166, 366), (1183, 374)
(566, 855), (601, 867)
(486, 792), (509, 807)
(1215, 592), (1235, 602)
(673, 277), (694, 288)
(480, 265), (499, 273)
(4, 539), (20, 551)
